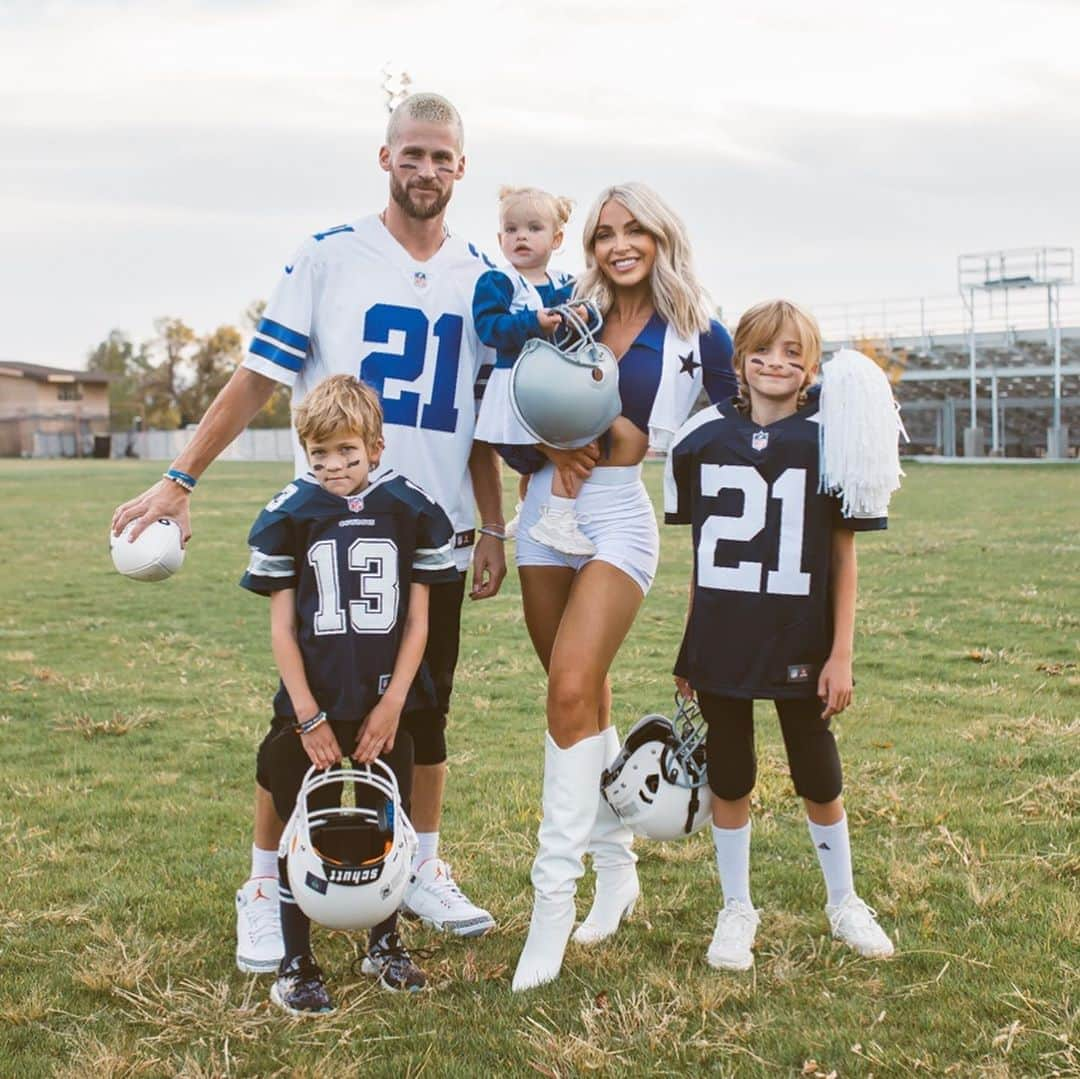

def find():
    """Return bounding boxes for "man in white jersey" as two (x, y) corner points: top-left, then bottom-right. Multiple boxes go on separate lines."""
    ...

(112, 93), (506, 970)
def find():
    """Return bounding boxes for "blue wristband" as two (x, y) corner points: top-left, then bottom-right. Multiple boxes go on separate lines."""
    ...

(166, 468), (197, 488)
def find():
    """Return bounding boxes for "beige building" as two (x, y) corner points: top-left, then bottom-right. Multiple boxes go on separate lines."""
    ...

(0, 362), (111, 457)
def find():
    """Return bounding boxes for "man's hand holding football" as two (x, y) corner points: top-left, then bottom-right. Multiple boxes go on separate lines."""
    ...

(112, 479), (192, 543)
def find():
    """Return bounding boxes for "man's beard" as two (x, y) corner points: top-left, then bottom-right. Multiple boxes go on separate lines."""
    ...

(389, 175), (452, 220)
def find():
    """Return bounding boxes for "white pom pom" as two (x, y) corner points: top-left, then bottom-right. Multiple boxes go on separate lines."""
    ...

(819, 349), (907, 516)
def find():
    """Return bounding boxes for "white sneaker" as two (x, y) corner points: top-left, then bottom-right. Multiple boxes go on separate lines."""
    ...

(235, 876), (284, 973)
(527, 506), (596, 557)
(706, 900), (760, 971)
(826, 894), (894, 958)
(504, 502), (523, 540)
(403, 858), (496, 937)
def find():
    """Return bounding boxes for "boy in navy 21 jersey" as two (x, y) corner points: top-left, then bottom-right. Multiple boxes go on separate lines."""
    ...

(664, 300), (898, 975)
(664, 385), (886, 702)
(242, 375), (459, 1014)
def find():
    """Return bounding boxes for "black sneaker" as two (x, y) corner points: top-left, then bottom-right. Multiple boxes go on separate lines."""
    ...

(270, 953), (336, 1016)
(359, 930), (427, 993)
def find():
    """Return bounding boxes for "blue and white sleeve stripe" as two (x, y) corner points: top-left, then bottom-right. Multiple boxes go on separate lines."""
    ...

(249, 317), (309, 373)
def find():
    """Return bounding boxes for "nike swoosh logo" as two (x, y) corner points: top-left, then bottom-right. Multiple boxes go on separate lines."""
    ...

(284, 264), (294, 274)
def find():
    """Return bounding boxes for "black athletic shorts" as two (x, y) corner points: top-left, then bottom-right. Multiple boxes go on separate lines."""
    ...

(400, 572), (466, 766)
(255, 716), (414, 824)
(700, 693), (843, 804)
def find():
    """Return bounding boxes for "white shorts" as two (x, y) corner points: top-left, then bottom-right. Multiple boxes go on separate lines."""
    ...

(515, 463), (660, 595)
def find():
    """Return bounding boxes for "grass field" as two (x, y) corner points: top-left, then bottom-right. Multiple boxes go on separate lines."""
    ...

(1, 459), (1077, 1078)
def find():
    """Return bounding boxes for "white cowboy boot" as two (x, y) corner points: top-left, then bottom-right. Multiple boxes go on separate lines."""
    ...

(512, 732), (606, 992)
(572, 725), (639, 945)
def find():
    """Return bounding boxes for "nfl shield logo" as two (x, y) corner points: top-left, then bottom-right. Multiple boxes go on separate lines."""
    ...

(347, 495), (364, 512)
(413, 271), (428, 290)
(751, 430), (769, 452)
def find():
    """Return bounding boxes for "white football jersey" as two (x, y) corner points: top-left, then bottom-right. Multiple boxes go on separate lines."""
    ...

(243, 215), (498, 570)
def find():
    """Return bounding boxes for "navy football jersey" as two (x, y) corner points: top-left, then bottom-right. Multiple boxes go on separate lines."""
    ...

(240, 471), (460, 721)
(664, 397), (887, 699)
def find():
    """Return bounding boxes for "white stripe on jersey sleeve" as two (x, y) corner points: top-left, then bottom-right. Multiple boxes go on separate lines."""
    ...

(246, 550), (295, 578)
(663, 404), (724, 517)
(413, 543), (456, 572)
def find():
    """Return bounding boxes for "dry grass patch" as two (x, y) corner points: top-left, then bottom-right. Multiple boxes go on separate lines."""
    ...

(1002, 770), (1080, 822)
(987, 985), (1079, 1075)
(71, 924), (205, 994)
(52, 709), (156, 738)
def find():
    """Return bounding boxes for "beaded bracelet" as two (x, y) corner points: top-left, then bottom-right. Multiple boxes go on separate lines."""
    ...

(163, 468), (197, 492)
(478, 525), (507, 541)
(294, 711), (327, 735)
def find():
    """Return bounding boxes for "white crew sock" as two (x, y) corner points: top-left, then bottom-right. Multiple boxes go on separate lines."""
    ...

(546, 494), (576, 515)
(711, 821), (752, 906)
(808, 815), (855, 907)
(414, 831), (439, 869)
(250, 844), (278, 880)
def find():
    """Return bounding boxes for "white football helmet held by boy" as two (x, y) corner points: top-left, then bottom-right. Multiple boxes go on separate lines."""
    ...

(279, 760), (417, 931)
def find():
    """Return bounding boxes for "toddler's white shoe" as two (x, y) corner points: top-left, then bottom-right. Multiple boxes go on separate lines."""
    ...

(527, 506), (596, 557)
(504, 502), (523, 540)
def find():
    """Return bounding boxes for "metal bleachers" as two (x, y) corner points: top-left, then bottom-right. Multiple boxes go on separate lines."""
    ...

(811, 249), (1078, 458)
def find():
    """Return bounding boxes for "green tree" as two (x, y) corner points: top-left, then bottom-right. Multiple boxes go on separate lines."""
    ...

(87, 305), (294, 433)
(136, 317), (197, 429)
(178, 324), (243, 426)
(86, 329), (148, 429)
(243, 299), (293, 429)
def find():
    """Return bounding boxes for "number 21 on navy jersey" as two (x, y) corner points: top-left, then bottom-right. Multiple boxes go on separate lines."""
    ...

(664, 399), (886, 699)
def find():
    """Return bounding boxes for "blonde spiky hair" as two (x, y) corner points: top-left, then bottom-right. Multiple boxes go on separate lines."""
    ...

(385, 92), (464, 150)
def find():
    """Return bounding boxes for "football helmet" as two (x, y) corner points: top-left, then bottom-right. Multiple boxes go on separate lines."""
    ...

(280, 760), (417, 931)
(600, 696), (711, 841)
(509, 303), (621, 449)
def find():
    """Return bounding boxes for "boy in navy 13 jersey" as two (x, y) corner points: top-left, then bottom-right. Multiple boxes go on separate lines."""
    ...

(241, 375), (459, 1012)
(664, 300), (896, 974)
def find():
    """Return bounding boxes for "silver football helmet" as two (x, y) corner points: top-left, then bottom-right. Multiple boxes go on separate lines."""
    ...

(280, 760), (417, 931)
(600, 696), (711, 841)
(509, 303), (621, 449)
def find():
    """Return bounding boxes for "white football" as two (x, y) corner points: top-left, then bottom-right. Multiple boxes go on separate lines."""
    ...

(110, 518), (185, 581)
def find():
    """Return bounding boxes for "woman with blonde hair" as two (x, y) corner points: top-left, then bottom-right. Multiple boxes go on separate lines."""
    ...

(511, 182), (738, 990)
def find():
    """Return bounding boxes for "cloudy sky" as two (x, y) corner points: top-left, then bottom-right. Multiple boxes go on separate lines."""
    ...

(3, 0), (1078, 367)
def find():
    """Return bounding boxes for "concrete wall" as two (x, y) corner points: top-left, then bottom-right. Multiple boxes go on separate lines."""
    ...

(111, 426), (297, 463)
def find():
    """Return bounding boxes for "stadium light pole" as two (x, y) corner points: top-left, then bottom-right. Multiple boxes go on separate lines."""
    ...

(958, 254), (984, 457)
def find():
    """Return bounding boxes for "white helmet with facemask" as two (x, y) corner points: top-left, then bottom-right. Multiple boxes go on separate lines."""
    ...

(279, 760), (417, 930)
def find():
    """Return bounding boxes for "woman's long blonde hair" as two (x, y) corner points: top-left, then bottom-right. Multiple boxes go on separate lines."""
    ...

(574, 182), (713, 339)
